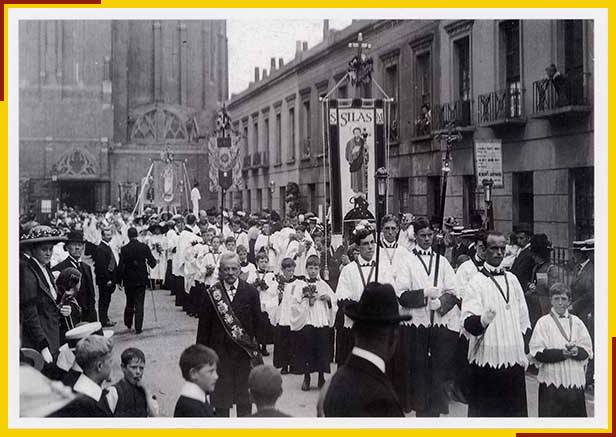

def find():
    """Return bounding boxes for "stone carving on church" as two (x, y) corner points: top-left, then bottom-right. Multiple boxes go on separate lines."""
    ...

(52, 148), (97, 177)
(129, 103), (200, 144)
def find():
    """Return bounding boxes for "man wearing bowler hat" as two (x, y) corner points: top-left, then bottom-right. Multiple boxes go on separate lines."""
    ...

(52, 229), (97, 322)
(323, 282), (411, 417)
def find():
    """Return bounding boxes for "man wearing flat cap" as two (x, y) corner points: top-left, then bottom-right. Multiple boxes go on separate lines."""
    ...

(323, 282), (410, 417)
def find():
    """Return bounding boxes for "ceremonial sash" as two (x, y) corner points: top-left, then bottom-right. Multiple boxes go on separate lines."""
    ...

(206, 282), (263, 368)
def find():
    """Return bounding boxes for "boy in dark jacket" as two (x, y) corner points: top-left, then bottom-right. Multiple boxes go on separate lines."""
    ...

(107, 348), (159, 417)
(174, 344), (219, 417)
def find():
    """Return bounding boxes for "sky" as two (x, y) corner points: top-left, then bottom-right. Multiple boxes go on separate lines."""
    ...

(227, 19), (353, 96)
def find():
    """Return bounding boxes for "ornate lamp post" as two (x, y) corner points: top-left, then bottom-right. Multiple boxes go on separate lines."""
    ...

(482, 178), (494, 230)
(375, 167), (389, 282)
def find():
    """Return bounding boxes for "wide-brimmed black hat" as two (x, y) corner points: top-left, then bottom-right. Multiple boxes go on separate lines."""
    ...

(345, 282), (412, 324)
(20, 225), (67, 246)
(148, 222), (167, 234)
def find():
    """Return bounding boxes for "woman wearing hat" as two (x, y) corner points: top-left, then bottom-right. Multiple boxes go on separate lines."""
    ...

(20, 226), (68, 367)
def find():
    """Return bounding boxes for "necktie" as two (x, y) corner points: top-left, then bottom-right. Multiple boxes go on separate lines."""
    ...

(228, 285), (236, 300)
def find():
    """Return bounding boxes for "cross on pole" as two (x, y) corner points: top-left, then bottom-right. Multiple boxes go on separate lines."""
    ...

(348, 32), (371, 60)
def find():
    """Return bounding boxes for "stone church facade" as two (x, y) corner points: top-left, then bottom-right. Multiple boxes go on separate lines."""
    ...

(19, 20), (228, 218)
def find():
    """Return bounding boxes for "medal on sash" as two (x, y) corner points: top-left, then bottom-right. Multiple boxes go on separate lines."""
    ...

(355, 260), (375, 289)
(549, 312), (573, 343)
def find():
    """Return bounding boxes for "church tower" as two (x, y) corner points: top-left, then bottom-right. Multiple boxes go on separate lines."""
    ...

(18, 19), (228, 216)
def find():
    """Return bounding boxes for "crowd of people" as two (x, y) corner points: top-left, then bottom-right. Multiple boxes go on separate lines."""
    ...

(18, 204), (595, 418)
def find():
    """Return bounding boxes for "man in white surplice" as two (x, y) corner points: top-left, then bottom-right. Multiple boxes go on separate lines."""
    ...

(461, 230), (531, 417)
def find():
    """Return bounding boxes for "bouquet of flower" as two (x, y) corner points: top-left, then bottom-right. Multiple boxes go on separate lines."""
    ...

(302, 284), (318, 306)
(253, 278), (268, 291)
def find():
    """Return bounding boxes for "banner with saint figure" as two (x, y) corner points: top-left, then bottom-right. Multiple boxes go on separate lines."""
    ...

(328, 99), (385, 234)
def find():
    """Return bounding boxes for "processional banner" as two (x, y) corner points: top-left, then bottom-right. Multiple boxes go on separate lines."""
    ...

(328, 99), (385, 235)
(208, 135), (243, 192)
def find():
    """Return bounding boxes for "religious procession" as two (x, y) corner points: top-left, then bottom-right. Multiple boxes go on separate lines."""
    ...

(16, 17), (597, 420)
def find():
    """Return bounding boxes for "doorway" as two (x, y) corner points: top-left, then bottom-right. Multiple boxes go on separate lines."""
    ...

(59, 180), (96, 211)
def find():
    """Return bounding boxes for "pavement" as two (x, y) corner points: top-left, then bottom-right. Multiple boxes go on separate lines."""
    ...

(104, 286), (594, 418)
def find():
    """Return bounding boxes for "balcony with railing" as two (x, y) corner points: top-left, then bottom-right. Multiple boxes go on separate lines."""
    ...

(477, 87), (526, 127)
(260, 151), (269, 169)
(300, 137), (312, 161)
(532, 72), (592, 119)
(242, 153), (251, 171)
(432, 99), (473, 132)
(251, 151), (261, 170)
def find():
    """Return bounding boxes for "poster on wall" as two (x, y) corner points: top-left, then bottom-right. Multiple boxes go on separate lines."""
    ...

(328, 99), (385, 235)
(474, 139), (504, 188)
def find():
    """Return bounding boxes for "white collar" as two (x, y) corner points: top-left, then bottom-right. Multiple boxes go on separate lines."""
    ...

(415, 247), (433, 256)
(101, 240), (111, 247)
(179, 381), (207, 403)
(73, 373), (103, 401)
(579, 259), (590, 270)
(224, 279), (240, 291)
(551, 308), (570, 319)
(357, 255), (376, 266)
(351, 347), (386, 373)
(484, 262), (504, 274)
(522, 243), (531, 251)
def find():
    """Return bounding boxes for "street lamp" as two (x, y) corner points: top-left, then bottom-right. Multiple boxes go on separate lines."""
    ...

(375, 167), (389, 282)
(482, 178), (494, 230)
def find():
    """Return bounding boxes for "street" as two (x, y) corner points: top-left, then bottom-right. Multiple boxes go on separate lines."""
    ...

(105, 286), (594, 418)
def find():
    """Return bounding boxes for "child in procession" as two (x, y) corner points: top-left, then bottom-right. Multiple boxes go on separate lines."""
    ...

(290, 255), (337, 391)
(529, 283), (593, 417)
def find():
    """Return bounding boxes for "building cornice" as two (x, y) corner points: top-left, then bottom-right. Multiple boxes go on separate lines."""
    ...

(444, 20), (474, 38)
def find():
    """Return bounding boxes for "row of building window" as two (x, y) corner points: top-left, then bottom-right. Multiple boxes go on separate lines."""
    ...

(234, 19), (587, 167)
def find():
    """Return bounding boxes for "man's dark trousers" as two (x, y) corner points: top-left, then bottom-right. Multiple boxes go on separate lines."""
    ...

(98, 283), (115, 324)
(124, 285), (146, 331)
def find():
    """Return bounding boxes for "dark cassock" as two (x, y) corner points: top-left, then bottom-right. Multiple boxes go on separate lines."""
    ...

(395, 247), (460, 416)
(461, 263), (531, 417)
(196, 279), (261, 417)
(334, 255), (396, 365)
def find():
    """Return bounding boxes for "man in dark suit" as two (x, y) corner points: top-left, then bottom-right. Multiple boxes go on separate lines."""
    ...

(197, 252), (261, 417)
(510, 226), (535, 292)
(323, 282), (412, 417)
(20, 226), (68, 367)
(570, 238), (594, 387)
(50, 335), (114, 417)
(52, 229), (97, 322)
(93, 228), (118, 327)
(117, 227), (157, 334)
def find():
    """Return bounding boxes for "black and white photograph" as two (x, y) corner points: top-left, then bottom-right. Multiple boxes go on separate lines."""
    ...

(9, 8), (608, 428)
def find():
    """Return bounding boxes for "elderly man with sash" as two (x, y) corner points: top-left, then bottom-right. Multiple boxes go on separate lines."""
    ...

(196, 252), (262, 417)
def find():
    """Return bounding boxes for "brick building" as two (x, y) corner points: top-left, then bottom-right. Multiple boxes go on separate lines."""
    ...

(19, 20), (228, 218)
(227, 19), (594, 248)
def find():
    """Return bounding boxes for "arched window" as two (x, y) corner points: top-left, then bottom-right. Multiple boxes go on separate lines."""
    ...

(129, 103), (200, 144)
